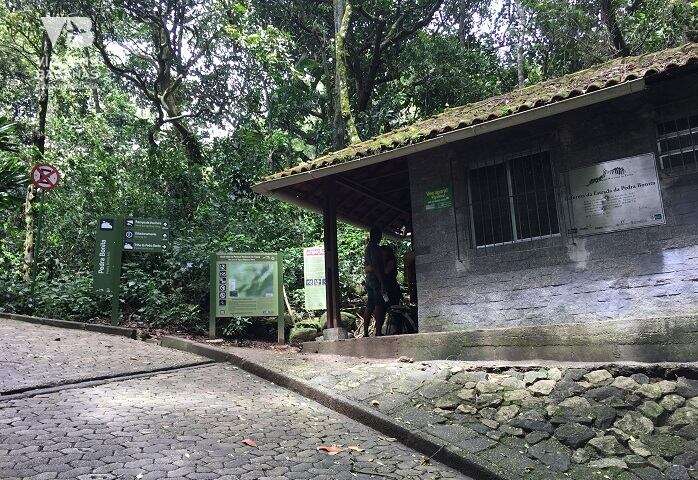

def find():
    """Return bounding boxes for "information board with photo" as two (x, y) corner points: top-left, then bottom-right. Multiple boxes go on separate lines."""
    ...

(213, 252), (281, 317)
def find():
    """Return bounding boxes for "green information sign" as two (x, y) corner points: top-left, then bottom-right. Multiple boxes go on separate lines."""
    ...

(303, 246), (326, 311)
(93, 216), (123, 325)
(93, 217), (122, 291)
(123, 218), (170, 253)
(425, 187), (452, 211)
(209, 252), (285, 343)
(93, 215), (172, 325)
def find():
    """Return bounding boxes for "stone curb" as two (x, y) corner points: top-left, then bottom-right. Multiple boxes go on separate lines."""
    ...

(0, 313), (139, 339)
(159, 335), (506, 480)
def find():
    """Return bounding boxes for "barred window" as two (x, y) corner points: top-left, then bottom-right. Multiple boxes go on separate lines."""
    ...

(657, 114), (698, 174)
(468, 152), (559, 248)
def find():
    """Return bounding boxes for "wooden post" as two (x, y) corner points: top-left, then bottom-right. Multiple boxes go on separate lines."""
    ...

(208, 253), (217, 338)
(277, 253), (285, 344)
(323, 180), (341, 330)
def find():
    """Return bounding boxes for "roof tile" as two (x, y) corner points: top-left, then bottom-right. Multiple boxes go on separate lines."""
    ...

(262, 43), (698, 184)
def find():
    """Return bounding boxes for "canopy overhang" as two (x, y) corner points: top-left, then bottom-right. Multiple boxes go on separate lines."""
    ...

(253, 78), (646, 236)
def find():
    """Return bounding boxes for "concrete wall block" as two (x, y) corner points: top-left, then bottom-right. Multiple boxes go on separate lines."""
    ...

(409, 82), (698, 331)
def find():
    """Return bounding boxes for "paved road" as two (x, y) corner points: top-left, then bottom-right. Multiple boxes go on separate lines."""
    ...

(0, 318), (204, 393)
(0, 321), (469, 480)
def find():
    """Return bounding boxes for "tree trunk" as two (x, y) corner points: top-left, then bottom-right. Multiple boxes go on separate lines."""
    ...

(600, 0), (630, 57)
(84, 48), (102, 113)
(171, 119), (204, 165)
(22, 33), (52, 282)
(333, 0), (360, 149)
(515, 0), (525, 88)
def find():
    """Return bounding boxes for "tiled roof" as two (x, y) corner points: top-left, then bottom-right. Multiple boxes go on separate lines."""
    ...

(262, 43), (698, 183)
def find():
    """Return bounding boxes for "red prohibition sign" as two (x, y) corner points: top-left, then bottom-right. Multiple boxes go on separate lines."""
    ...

(30, 164), (60, 190)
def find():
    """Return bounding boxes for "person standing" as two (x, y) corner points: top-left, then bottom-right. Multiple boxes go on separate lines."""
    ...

(381, 244), (401, 307)
(403, 245), (417, 305)
(363, 226), (386, 337)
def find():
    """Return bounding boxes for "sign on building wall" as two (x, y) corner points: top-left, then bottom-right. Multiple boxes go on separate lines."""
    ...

(425, 187), (453, 211)
(212, 252), (282, 317)
(569, 153), (665, 235)
(303, 246), (326, 310)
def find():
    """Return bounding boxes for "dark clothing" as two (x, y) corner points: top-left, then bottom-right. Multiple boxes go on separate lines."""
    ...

(381, 246), (401, 306)
(403, 249), (417, 305)
(364, 242), (385, 289)
(366, 280), (386, 313)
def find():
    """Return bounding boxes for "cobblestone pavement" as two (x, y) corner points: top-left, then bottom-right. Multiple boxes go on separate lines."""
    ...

(0, 363), (468, 480)
(0, 319), (204, 393)
(194, 344), (698, 480)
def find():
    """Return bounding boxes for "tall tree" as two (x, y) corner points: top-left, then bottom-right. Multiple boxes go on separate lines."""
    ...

(89, 0), (242, 166)
(0, 5), (55, 281)
(348, 0), (445, 112)
(600, 0), (631, 56)
(333, 0), (360, 147)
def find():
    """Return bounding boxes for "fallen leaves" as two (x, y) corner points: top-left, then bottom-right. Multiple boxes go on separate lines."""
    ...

(317, 444), (366, 455)
(317, 445), (344, 455)
(241, 438), (257, 447)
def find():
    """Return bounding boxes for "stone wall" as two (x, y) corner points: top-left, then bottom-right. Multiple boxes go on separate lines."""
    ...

(408, 72), (698, 332)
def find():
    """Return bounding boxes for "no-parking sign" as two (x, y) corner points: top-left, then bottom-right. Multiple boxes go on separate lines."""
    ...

(30, 164), (60, 190)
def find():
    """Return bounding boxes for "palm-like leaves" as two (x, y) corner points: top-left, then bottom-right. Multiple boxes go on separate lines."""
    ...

(0, 118), (26, 210)
(0, 118), (18, 153)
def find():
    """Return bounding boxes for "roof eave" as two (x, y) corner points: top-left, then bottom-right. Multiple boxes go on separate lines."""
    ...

(253, 77), (646, 195)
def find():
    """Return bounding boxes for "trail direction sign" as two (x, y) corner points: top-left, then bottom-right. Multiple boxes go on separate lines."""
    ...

(123, 218), (170, 253)
(93, 216), (124, 325)
(93, 217), (122, 292)
(31, 164), (60, 190)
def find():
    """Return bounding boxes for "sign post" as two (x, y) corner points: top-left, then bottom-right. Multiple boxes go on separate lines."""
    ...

(93, 216), (124, 325)
(29, 163), (61, 297)
(210, 252), (285, 343)
(93, 216), (169, 325)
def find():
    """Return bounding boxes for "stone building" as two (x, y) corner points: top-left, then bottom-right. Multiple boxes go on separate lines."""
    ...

(254, 43), (698, 361)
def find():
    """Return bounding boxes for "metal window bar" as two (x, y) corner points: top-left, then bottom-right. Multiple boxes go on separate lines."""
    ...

(656, 114), (698, 175)
(467, 151), (560, 252)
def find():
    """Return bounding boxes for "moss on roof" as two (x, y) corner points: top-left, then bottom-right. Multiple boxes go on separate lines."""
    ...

(262, 43), (698, 183)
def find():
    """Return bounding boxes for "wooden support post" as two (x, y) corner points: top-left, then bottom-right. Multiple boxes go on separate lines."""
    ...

(208, 253), (217, 339)
(323, 180), (341, 330)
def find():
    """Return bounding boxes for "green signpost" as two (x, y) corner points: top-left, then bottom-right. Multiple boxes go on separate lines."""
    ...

(425, 187), (453, 211)
(93, 216), (169, 325)
(93, 216), (124, 324)
(123, 218), (170, 253)
(209, 252), (284, 343)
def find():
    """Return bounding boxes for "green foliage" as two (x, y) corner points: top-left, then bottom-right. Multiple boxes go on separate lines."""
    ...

(319, 310), (359, 331)
(288, 326), (320, 345)
(0, 0), (690, 339)
(222, 316), (252, 338)
(0, 153), (26, 210)
(294, 317), (323, 332)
